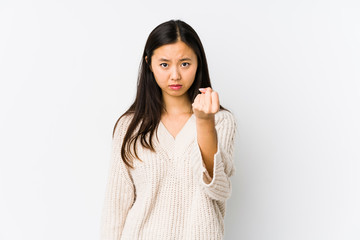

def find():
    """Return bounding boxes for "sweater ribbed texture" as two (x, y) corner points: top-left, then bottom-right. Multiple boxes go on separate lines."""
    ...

(100, 110), (236, 240)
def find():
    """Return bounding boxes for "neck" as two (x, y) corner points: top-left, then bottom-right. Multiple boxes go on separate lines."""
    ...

(162, 93), (192, 115)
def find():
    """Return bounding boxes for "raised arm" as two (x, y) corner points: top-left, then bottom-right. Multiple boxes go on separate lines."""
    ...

(192, 88), (236, 201)
(192, 87), (220, 179)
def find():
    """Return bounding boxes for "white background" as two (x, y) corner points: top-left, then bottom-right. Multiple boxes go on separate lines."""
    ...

(1, 0), (359, 239)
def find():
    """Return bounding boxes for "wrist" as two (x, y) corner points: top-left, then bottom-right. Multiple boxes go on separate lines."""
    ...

(196, 115), (215, 124)
(196, 116), (216, 133)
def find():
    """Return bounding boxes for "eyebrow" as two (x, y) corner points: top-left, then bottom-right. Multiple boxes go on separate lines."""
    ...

(158, 57), (192, 62)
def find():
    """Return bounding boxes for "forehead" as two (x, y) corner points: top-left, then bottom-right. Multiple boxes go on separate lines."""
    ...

(152, 41), (196, 60)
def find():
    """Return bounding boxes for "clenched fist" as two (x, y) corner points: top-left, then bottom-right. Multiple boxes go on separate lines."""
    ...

(192, 87), (220, 120)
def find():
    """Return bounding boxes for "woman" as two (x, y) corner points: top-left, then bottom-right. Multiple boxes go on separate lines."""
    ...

(101, 19), (236, 240)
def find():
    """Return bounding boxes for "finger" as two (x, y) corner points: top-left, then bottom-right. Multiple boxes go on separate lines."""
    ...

(205, 88), (212, 112)
(211, 91), (220, 113)
(199, 88), (206, 94)
(199, 93), (205, 110)
(192, 94), (200, 107)
(199, 87), (212, 94)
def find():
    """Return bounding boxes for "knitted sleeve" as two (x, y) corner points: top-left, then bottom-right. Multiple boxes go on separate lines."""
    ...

(100, 115), (135, 240)
(198, 110), (236, 201)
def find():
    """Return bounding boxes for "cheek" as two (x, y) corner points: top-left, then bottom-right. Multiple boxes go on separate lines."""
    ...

(152, 69), (162, 80)
(188, 67), (197, 81)
(152, 70), (167, 85)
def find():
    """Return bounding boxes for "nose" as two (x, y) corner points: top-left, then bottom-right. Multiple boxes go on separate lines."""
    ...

(170, 66), (181, 80)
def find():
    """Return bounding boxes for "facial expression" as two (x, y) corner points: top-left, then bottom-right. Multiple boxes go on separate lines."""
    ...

(149, 41), (198, 100)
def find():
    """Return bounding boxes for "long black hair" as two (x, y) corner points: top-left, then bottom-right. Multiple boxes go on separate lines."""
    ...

(113, 19), (225, 168)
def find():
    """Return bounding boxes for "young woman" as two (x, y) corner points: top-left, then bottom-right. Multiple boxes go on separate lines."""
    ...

(100, 19), (236, 240)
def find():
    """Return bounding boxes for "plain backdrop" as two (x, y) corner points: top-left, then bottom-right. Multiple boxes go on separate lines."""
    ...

(1, 0), (359, 239)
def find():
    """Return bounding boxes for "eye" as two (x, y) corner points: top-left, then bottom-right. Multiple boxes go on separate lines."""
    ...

(160, 63), (168, 68)
(181, 62), (190, 67)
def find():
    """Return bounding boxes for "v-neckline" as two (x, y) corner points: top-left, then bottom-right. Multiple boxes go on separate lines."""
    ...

(159, 114), (194, 140)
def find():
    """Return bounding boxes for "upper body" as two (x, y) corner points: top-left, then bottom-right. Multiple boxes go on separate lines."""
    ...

(100, 19), (237, 240)
(100, 110), (236, 240)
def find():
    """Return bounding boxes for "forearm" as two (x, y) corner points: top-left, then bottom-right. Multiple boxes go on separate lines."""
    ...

(196, 116), (217, 178)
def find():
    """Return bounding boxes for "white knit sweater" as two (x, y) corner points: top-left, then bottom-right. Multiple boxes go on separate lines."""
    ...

(100, 110), (236, 240)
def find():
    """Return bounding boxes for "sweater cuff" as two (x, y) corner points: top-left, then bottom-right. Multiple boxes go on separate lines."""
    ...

(199, 145), (231, 201)
(201, 142), (222, 186)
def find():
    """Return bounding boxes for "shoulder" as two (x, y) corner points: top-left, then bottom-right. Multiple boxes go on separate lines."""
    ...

(215, 110), (236, 128)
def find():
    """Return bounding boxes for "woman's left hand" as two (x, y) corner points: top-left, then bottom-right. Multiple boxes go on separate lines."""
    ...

(192, 87), (220, 120)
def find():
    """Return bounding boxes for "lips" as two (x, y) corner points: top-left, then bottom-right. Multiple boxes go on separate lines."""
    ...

(169, 84), (182, 90)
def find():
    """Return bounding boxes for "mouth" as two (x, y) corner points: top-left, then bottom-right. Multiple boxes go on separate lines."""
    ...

(169, 84), (182, 90)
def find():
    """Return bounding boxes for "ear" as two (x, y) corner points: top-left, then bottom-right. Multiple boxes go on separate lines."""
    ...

(145, 56), (152, 72)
